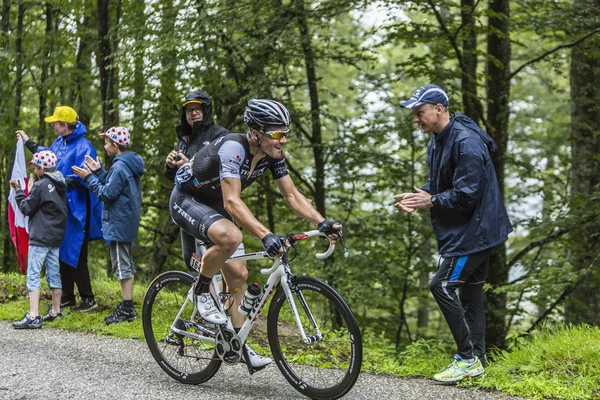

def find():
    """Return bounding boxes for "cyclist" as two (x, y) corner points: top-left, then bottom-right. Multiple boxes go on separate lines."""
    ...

(166, 90), (249, 354)
(169, 98), (341, 366)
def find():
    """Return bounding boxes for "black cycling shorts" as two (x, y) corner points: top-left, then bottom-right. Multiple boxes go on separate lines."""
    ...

(169, 186), (232, 242)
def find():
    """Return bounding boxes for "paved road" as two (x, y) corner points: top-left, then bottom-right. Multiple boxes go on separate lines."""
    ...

(0, 323), (521, 400)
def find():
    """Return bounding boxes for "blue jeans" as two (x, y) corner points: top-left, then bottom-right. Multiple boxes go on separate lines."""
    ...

(27, 245), (61, 291)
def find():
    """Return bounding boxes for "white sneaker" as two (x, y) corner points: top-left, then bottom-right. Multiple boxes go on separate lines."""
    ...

(195, 293), (227, 325)
(242, 344), (272, 368)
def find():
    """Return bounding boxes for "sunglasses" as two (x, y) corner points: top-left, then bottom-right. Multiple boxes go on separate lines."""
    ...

(260, 128), (289, 140)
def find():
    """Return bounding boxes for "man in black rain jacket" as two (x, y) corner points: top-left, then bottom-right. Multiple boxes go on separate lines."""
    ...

(164, 90), (233, 275)
(164, 90), (230, 181)
(394, 84), (512, 383)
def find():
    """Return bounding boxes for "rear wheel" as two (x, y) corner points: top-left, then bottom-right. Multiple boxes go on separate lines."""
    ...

(142, 271), (221, 384)
(267, 276), (362, 399)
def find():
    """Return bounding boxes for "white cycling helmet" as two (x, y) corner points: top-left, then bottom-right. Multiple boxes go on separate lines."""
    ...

(243, 99), (291, 129)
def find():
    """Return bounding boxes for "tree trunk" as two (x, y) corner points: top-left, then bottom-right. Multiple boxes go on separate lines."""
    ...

(293, 0), (325, 218)
(73, 2), (95, 128)
(3, 0), (25, 271)
(485, 0), (511, 351)
(0, 0), (10, 109)
(38, 2), (55, 138)
(537, 156), (558, 318)
(97, 0), (120, 131)
(13, 0), (24, 129)
(460, 0), (481, 124)
(417, 271), (429, 333)
(0, 0), (8, 45)
(566, 0), (600, 324)
(131, 0), (146, 140)
(148, 0), (178, 275)
(0, 0), (11, 272)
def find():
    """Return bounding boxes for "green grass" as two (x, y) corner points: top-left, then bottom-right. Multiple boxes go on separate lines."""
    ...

(460, 325), (600, 400)
(0, 272), (146, 339)
(0, 272), (272, 347)
(360, 331), (450, 376)
(2, 272), (599, 399)
(358, 324), (600, 399)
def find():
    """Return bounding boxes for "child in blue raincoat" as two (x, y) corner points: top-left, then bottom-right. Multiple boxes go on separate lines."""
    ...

(72, 126), (144, 325)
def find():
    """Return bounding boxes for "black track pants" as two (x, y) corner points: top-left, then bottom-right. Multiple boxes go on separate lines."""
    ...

(60, 192), (95, 302)
(429, 249), (491, 360)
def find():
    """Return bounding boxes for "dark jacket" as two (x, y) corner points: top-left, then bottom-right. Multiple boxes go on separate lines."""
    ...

(422, 113), (513, 257)
(25, 121), (104, 267)
(14, 172), (67, 248)
(86, 152), (145, 242)
(164, 90), (230, 181)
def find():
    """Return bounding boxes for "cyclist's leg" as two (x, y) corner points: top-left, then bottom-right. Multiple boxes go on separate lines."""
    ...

(191, 220), (241, 324)
(198, 199), (247, 325)
(170, 187), (240, 278)
(220, 257), (247, 328)
(201, 219), (242, 278)
(170, 188), (240, 324)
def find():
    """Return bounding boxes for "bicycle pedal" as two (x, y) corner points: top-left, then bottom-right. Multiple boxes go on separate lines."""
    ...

(165, 332), (183, 346)
(245, 364), (267, 375)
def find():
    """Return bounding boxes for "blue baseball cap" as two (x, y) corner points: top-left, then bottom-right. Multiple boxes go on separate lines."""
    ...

(400, 84), (449, 108)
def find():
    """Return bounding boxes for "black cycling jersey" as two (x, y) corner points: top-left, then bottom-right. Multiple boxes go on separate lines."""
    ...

(175, 133), (289, 200)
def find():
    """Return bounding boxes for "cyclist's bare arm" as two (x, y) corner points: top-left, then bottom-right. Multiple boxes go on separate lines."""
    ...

(275, 175), (324, 225)
(221, 176), (272, 239)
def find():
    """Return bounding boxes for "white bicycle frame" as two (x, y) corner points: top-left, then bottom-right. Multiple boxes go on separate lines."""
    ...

(169, 230), (336, 350)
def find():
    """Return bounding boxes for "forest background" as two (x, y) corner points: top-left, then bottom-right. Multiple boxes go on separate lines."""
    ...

(0, 0), (599, 357)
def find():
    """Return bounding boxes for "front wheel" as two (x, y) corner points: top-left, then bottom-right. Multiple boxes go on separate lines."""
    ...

(267, 276), (362, 399)
(142, 270), (221, 384)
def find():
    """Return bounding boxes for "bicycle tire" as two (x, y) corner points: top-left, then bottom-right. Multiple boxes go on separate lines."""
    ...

(142, 270), (222, 384)
(267, 276), (362, 399)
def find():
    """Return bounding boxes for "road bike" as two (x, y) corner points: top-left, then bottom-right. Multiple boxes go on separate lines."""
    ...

(142, 230), (362, 400)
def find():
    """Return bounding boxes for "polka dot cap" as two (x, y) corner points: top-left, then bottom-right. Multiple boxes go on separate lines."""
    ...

(99, 126), (131, 146)
(28, 150), (58, 168)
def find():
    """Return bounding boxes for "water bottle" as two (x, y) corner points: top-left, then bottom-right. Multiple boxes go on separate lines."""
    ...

(238, 282), (261, 316)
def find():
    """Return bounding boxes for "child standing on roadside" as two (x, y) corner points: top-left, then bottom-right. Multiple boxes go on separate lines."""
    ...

(72, 127), (144, 325)
(11, 150), (68, 329)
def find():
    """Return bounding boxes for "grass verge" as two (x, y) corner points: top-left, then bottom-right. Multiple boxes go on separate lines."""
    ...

(460, 325), (600, 400)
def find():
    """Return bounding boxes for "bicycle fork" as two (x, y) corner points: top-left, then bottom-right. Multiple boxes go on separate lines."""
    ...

(281, 275), (323, 344)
